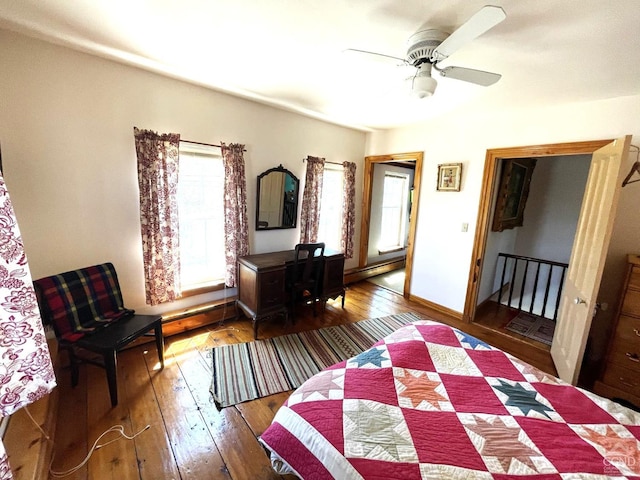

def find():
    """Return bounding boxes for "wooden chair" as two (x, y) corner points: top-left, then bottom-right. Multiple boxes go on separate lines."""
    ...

(288, 242), (325, 320)
(34, 262), (164, 407)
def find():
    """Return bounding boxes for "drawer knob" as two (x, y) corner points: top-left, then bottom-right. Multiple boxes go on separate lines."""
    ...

(626, 352), (640, 362)
(634, 328), (640, 337)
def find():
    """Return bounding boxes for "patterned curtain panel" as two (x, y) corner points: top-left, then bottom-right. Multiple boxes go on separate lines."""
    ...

(0, 174), (56, 479)
(299, 156), (325, 243)
(221, 143), (249, 288)
(134, 127), (181, 305)
(341, 161), (357, 259)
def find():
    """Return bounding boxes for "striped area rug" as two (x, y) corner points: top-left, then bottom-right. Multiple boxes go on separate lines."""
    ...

(210, 312), (423, 407)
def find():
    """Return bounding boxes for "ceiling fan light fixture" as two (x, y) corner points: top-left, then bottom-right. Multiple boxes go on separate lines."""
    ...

(411, 64), (437, 98)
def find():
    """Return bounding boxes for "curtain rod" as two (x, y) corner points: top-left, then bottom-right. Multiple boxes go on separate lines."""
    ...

(181, 139), (246, 152)
(302, 157), (343, 166)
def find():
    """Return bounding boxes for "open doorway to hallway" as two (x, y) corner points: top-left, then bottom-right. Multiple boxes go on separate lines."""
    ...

(472, 152), (591, 349)
(466, 137), (631, 388)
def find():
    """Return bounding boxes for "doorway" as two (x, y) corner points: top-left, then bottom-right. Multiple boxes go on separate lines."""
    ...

(464, 137), (635, 384)
(360, 152), (424, 297)
(474, 153), (591, 348)
(463, 139), (613, 323)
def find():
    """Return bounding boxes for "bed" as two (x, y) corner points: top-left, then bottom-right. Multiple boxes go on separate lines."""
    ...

(260, 320), (640, 479)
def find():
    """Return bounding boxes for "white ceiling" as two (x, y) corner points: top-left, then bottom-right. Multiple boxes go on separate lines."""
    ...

(1, 0), (639, 131)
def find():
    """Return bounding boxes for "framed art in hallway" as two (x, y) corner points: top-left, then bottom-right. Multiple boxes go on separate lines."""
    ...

(436, 163), (462, 191)
(492, 157), (537, 231)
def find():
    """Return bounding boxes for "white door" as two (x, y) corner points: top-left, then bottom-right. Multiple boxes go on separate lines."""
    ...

(551, 136), (631, 384)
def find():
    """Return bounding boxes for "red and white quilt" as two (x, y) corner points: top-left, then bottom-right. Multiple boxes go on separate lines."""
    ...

(260, 320), (640, 479)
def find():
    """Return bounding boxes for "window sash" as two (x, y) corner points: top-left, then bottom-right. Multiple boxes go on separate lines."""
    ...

(379, 173), (409, 249)
(177, 143), (225, 291)
(317, 164), (344, 251)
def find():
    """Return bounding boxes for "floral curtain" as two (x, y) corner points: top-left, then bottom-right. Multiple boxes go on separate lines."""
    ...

(221, 143), (249, 288)
(0, 174), (56, 480)
(341, 161), (357, 259)
(134, 127), (181, 305)
(299, 156), (325, 243)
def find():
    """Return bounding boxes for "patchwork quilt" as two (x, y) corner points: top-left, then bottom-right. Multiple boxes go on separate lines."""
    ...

(260, 320), (640, 479)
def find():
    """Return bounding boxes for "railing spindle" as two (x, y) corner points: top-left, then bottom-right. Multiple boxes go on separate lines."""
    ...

(494, 253), (568, 323)
(518, 260), (530, 311)
(499, 255), (508, 304)
(530, 262), (541, 314)
(554, 267), (567, 321)
(508, 258), (518, 307)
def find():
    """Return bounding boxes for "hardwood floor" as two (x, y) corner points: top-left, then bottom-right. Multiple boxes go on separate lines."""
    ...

(48, 281), (556, 479)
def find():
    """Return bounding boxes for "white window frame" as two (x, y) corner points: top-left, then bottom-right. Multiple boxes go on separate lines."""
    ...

(378, 172), (410, 253)
(177, 142), (226, 292)
(317, 164), (345, 252)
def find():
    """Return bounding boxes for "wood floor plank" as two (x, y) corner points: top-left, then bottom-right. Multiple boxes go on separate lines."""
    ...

(142, 343), (231, 479)
(235, 392), (291, 437)
(172, 340), (282, 479)
(118, 347), (181, 480)
(50, 366), (89, 479)
(85, 362), (140, 480)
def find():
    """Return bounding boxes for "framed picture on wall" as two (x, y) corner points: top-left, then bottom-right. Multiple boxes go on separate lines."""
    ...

(436, 163), (462, 191)
(492, 158), (537, 231)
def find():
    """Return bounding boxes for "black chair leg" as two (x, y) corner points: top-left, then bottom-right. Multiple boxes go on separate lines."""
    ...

(155, 323), (165, 369)
(104, 350), (118, 407)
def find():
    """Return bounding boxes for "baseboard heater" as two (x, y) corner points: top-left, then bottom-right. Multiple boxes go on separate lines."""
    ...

(162, 296), (237, 323)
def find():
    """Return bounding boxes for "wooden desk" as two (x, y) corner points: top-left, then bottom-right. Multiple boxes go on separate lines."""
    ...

(237, 249), (345, 338)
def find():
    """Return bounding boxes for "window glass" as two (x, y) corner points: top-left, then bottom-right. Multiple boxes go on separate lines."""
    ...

(379, 173), (409, 249)
(177, 144), (225, 290)
(317, 165), (344, 251)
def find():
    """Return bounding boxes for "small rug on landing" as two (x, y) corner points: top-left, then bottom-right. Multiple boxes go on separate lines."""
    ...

(504, 312), (555, 346)
(210, 312), (423, 407)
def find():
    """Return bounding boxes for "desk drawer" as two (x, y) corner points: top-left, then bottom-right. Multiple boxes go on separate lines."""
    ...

(259, 271), (285, 308)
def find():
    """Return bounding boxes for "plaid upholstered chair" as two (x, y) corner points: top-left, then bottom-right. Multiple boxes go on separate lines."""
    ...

(34, 262), (164, 407)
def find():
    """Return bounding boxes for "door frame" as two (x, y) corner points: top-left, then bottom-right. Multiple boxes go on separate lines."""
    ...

(360, 152), (424, 297)
(462, 139), (613, 322)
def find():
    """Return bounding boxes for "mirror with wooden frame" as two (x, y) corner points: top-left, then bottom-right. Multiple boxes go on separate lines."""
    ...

(256, 165), (299, 230)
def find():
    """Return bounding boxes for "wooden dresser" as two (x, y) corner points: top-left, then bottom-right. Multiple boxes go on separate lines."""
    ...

(594, 254), (640, 406)
(236, 249), (345, 339)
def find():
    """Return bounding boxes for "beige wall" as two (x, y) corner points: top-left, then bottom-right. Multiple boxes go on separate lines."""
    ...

(366, 95), (640, 360)
(0, 29), (366, 315)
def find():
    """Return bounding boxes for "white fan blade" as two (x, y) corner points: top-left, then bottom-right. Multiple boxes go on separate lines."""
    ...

(432, 5), (506, 61)
(342, 48), (408, 66)
(438, 66), (501, 86)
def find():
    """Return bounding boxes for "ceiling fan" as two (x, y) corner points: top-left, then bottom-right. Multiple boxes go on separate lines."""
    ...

(346, 5), (506, 98)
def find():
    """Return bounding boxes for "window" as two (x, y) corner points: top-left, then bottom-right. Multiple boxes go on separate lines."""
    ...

(379, 173), (410, 251)
(177, 143), (225, 291)
(317, 164), (344, 251)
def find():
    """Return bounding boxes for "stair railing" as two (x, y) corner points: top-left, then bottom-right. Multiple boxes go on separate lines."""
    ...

(496, 253), (569, 321)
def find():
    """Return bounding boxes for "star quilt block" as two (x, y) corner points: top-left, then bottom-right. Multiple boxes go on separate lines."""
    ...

(260, 319), (640, 479)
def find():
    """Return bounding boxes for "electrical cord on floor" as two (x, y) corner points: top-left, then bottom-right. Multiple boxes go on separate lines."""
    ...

(23, 405), (150, 478)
